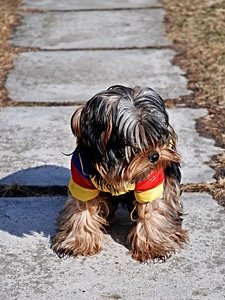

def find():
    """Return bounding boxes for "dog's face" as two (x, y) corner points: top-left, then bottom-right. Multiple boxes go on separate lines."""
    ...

(71, 85), (180, 192)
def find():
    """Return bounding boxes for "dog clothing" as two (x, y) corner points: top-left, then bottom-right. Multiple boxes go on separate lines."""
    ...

(68, 149), (164, 203)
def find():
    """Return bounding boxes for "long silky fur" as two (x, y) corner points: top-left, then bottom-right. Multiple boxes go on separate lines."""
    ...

(128, 162), (188, 263)
(128, 199), (187, 262)
(53, 85), (188, 262)
(52, 195), (109, 258)
(71, 86), (179, 193)
(71, 86), (173, 190)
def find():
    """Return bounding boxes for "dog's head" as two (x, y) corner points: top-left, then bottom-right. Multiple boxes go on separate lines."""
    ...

(71, 85), (180, 192)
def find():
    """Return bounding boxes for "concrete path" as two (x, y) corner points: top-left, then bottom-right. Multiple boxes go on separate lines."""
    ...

(0, 1), (224, 299)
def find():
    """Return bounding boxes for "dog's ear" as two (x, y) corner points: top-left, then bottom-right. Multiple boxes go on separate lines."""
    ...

(71, 106), (84, 136)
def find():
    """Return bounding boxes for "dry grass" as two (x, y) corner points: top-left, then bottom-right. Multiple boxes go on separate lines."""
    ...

(161, 0), (225, 205)
(181, 179), (225, 207)
(162, 0), (225, 104)
(0, 0), (22, 106)
(162, 0), (225, 146)
(0, 0), (224, 204)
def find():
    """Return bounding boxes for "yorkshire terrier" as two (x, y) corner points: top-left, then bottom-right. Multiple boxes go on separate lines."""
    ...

(52, 85), (188, 262)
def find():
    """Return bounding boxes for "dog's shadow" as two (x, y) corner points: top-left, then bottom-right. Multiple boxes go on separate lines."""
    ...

(0, 165), (69, 238)
(106, 205), (133, 250)
(0, 166), (132, 250)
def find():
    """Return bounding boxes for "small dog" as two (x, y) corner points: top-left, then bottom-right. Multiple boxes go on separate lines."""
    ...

(52, 85), (188, 262)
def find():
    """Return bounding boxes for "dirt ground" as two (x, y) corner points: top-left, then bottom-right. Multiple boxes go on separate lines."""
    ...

(0, 0), (224, 204)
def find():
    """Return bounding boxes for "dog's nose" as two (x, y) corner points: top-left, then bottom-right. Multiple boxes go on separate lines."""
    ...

(148, 152), (159, 163)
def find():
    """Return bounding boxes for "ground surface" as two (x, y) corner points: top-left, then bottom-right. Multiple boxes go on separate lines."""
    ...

(0, 3), (224, 299)
(0, 0), (224, 204)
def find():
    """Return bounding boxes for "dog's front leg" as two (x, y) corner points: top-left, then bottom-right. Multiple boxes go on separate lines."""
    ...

(52, 195), (108, 258)
(128, 199), (187, 263)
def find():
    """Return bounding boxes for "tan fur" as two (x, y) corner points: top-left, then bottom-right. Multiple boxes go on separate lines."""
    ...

(94, 143), (181, 194)
(128, 200), (188, 262)
(71, 106), (84, 136)
(127, 175), (188, 262)
(52, 196), (108, 257)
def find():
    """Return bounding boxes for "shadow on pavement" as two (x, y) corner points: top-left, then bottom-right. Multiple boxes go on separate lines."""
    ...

(0, 165), (132, 249)
(0, 165), (70, 187)
(0, 165), (69, 238)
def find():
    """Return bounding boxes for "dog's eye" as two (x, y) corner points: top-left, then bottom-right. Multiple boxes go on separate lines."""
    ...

(148, 152), (159, 163)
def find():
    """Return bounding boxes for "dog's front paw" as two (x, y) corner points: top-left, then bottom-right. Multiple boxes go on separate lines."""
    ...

(52, 233), (102, 258)
(128, 200), (188, 263)
(128, 226), (185, 263)
(52, 196), (106, 258)
(128, 231), (174, 263)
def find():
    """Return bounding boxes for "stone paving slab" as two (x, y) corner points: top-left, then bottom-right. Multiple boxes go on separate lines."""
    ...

(0, 107), (74, 183)
(0, 106), (221, 185)
(6, 50), (190, 103)
(168, 108), (222, 183)
(0, 193), (224, 300)
(11, 10), (170, 49)
(21, 0), (160, 10)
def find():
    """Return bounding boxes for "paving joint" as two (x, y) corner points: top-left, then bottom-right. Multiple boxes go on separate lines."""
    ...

(0, 184), (67, 197)
(0, 100), (86, 107)
(9, 45), (174, 54)
(18, 6), (163, 13)
(32, 45), (174, 52)
(1, 182), (224, 202)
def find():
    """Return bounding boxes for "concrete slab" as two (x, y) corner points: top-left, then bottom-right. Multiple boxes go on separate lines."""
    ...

(0, 194), (224, 299)
(168, 108), (221, 183)
(0, 107), (221, 186)
(0, 106), (75, 182)
(11, 10), (170, 49)
(21, 0), (161, 10)
(6, 49), (190, 103)
(0, 166), (70, 187)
